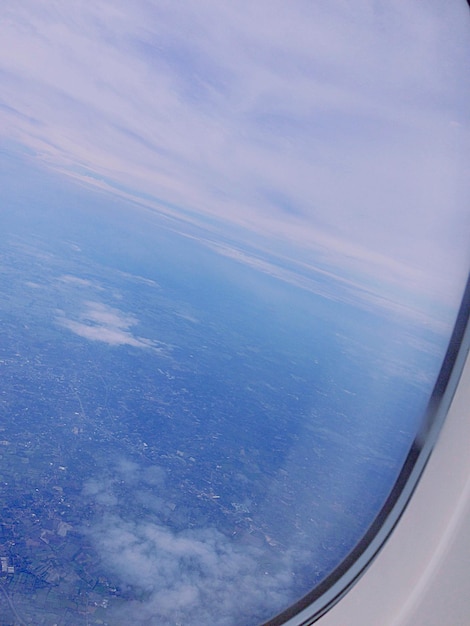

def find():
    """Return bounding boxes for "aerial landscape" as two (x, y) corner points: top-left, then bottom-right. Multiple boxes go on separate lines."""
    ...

(0, 157), (462, 625)
(1, 2), (470, 625)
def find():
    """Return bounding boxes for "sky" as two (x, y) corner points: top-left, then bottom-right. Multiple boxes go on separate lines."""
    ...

(1, 0), (470, 310)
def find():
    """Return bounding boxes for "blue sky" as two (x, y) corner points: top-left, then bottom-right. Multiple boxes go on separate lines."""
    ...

(1, 0), (470, 312)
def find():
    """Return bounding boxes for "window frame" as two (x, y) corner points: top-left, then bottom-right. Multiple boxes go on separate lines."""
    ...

(263, 272), (470, 626)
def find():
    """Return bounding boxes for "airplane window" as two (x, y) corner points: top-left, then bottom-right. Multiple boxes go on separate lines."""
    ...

(0, 2), (469, 625)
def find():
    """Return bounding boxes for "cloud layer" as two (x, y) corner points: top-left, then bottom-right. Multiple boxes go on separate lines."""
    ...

(1, 1), (470, 304)
(82, 460), (301, 626)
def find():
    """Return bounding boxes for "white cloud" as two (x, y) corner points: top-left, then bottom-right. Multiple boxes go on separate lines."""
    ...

(57, 300), (157, 348)
(57, 274), (101, 289)
(88, 516), (296, 626)
(1, 1), (469, 305)
(81, 460), (303, 626)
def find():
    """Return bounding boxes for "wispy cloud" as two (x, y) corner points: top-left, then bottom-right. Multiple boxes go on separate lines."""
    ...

(82, 459), (301, 626)
(57, 274), (100, 289)
(1, 1), (469, 304)
(57, 300), (156, 348)
(193, 236), (452, 332)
